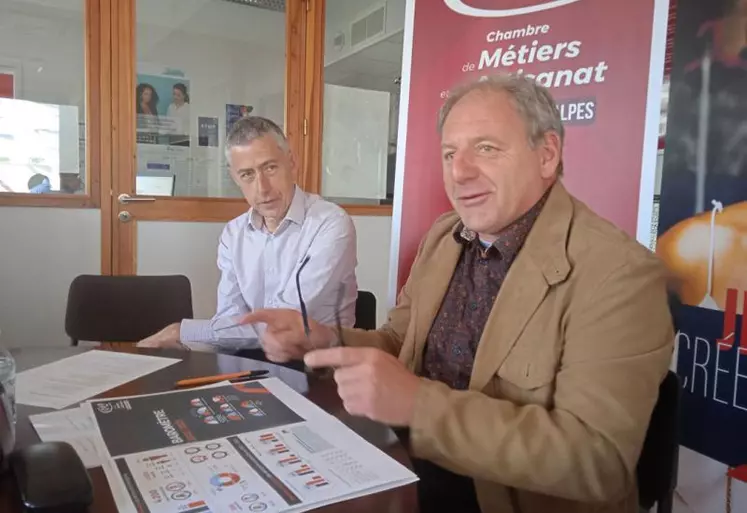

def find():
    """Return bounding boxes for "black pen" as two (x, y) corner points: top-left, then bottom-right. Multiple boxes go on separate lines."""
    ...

(229, 372), (270, 384)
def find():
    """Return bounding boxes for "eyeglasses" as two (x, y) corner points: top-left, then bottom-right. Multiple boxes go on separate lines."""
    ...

(296, 256), (343, 375)
(214, 255), (345, 371)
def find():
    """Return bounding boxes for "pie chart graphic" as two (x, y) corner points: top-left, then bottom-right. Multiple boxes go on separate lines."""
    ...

(210, 472), (241, 488)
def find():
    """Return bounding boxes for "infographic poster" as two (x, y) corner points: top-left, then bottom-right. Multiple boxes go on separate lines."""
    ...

(88, 378), (418, 513)
(226, 104), (254, 134)
(91, 382), (304, 457)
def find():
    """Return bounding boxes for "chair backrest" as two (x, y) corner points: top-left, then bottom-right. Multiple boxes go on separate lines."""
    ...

(636, 370), (680, 511)
(354, 290), (377, 330)
(65, 274), (193, 344)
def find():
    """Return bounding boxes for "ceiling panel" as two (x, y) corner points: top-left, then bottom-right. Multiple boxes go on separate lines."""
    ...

(324, 30), (402, 92)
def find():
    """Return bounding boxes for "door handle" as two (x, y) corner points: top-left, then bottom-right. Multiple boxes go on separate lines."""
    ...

(118, 193), (156, 204)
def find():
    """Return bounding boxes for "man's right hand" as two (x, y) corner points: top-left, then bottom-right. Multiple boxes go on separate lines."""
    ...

(239, 309), (336, 362)
(136, 323), (184, 349)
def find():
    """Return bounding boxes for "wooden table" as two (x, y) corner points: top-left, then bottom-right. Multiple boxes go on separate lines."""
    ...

(0, 347), (418, 512)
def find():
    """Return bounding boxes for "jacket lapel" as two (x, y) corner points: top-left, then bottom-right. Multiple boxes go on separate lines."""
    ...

(470, 182), (574, 391)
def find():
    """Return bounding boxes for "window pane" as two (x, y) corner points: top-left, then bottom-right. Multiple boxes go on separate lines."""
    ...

(0, 1), (86, 195)
(135, 0), (286, 198)
(321, 0), (404, 206)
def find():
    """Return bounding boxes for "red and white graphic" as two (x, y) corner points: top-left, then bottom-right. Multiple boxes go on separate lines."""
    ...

(278, 455), (301, 467)
(269, 443), (289, 455)
(444, 0), (583, 17)
(259, 433), (278, 444)
(304, 475), (329, 489)
(292, 464), (314, 477)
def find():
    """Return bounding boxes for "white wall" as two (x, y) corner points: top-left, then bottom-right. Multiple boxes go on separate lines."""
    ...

(136, 216), (392, 326)
(0, 207), (100, 348)
(137, 221), (224, 320)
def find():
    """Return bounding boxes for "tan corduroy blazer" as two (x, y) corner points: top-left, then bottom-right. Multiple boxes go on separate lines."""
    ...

(342, 182), (674, 513)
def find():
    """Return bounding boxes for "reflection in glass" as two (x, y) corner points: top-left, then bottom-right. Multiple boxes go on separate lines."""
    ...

(0, 99), (83, 194)
(321, 0), (405, 205)
(0, 0), (86, 195)
(134, 0), (286, 198)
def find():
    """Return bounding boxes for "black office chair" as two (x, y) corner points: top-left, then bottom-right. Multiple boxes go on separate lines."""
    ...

(354, 290), (377, 330)
(65, 274), (193, 345)
(636, 370), (680, 513)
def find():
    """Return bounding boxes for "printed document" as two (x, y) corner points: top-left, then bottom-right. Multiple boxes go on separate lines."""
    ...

(83, 377), (418, 513)
(16, 350), (180, 409)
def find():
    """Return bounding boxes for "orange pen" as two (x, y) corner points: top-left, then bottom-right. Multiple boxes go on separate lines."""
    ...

(174, 370), (269, 388)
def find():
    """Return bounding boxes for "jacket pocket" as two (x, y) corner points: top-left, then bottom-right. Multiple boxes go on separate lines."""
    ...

(493, 344), (558, 407)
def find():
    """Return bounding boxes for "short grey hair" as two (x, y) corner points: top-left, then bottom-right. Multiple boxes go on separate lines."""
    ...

(438, 74), (565, 167)
(225, 116), (290, 161)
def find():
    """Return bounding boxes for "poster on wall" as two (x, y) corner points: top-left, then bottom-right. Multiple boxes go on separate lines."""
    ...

(656, 0), (747, 478)
(226, 104), (254, 134)
(0, 73), (13, 99)
(198, 116), (219, 147)
(136, 73), (191, 146)
(391, 0), (669, 292)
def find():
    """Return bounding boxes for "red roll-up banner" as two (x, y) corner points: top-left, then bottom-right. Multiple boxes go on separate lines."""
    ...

(388, 0), (670, 299)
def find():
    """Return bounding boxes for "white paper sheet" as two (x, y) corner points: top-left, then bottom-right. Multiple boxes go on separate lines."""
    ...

(29, 406), (104, 468)
(84, 377), (418, 513)
(16, 350), (181, 409)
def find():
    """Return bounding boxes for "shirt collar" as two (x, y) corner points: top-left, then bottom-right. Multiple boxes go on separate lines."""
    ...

(453, 189), (550, 262)
(249, 185), (306, 232)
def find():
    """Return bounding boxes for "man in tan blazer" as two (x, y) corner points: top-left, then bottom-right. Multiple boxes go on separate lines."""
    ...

(242, 74), (674, 513)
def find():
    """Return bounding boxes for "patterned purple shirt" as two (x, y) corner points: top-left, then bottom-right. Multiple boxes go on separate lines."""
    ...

(422, 194), (549, 389)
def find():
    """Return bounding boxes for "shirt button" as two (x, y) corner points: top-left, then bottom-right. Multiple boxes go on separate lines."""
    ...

(469, 302), (478, 311)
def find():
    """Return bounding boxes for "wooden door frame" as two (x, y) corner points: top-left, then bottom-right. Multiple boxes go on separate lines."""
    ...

(105, 0), (311, 275)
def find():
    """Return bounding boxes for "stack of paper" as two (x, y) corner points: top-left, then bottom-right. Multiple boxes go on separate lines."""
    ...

(16, 350), (180, 409)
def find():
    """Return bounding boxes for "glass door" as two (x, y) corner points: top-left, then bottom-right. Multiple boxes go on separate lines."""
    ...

(108, 0), (309, 321)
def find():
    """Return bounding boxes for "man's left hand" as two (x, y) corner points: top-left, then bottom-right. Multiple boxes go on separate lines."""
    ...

(304, 347), (421, 427)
